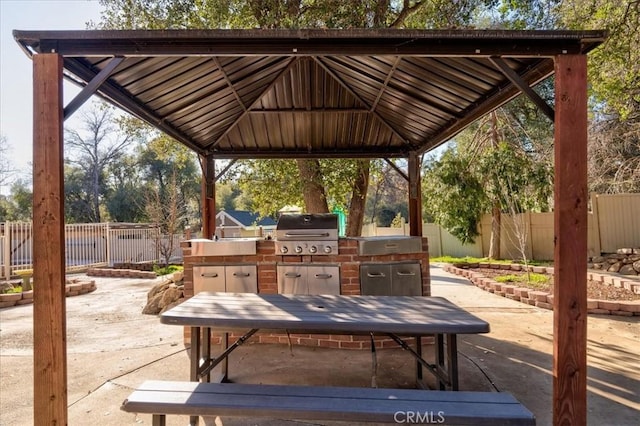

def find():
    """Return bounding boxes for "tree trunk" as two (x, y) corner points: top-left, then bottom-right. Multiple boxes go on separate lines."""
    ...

(488, 201), (501, 259)
(346, 159), (370, 237)
(487, 111), (500, 259)
(296, 159), (329, 213)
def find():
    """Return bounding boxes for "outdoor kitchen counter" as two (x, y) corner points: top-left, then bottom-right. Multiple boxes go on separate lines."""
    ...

(182, 237), (430, 298)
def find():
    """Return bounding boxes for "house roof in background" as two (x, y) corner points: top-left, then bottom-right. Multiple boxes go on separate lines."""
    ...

(218, 210), (276, 227)
(13, 29), (606, 159)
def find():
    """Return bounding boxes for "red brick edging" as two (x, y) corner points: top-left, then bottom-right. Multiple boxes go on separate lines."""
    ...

(443, 264), (640, 316)
(0, 280), (97, 309)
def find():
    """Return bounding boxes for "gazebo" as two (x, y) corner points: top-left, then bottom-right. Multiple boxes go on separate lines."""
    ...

(13, 28), (605, 425)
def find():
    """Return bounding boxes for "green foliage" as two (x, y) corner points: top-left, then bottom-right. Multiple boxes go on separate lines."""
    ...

(0, 180), (33, 221)
(2, 285), (23, 294)
(390, 212), (405, 228)
(560, 0), (639, 120)
(423, 148), (487, 243)
(494, 273), (548, 283)
(153, 264), (183, 276)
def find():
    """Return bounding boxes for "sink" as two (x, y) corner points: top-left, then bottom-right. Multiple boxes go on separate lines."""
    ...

(189, 238), (258, 256)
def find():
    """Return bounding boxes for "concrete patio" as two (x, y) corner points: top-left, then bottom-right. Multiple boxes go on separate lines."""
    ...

(1, 265), (637, 425)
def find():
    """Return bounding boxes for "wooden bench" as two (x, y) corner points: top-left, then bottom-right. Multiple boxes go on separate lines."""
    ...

(121, 380), (536, 425)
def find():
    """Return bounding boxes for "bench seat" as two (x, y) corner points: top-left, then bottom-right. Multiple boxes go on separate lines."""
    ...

(121, 380), (535, 425)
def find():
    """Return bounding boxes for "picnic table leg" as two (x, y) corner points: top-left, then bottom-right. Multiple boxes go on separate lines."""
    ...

(221, 332), (229, 382)
(435, 333), (459, 391)
(189, 327), (201, 426)
(203, 328), (211, 382)
(415, 336), (428, 389)
(447, 334), (459, 391)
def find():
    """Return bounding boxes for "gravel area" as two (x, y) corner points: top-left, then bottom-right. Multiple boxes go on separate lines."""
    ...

(474, 268), (640, 301)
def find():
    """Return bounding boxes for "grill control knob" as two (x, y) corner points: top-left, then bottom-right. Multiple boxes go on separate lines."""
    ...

(280, 246), (289, 254)
(295, 246), (303, 254)
(323, 246), (332, 253)
(309, 246), (317, 254)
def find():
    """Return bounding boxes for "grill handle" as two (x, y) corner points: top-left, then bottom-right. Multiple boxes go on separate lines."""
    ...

(232, 272), (251, 277)
(284, 232), (330, 238)
(201, 272), (219, 278)
(384, 243), (399, 249)
(396, 271), (416, 276)
(367, 272), (386, 278)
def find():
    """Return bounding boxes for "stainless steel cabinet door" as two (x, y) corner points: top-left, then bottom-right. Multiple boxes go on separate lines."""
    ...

(193, 265), (226, 294)
(360, 264), (391, 295)
(307, 265), (340, 295)
(277, 265), (307, 294)
(391, 262), (422, 295)
(225, 265), (258, 293)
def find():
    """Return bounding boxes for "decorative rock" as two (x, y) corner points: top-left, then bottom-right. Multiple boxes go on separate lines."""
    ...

(143, 276), (184, 315)
(617, 248), (634, 254)
(633, 260), (640, 273)
(607, 262), (622, 273)
(619, 265), (638, 276)
(0, 282), (14, 293)
(592, 263), (604, 270)
(591, 256), (605, 263)
(606, 253), (626, 260)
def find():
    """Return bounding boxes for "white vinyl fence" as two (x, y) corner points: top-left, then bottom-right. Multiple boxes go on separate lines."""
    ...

(1, 222), (183, 279)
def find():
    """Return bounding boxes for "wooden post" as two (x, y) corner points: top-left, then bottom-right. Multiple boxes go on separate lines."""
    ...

(201, 154), (216, 239)
(408, 152), (423, 237)
(553, 54), (588, 426)
(32, 53), (68, 425)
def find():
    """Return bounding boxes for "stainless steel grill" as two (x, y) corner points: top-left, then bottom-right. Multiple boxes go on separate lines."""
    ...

(275, 213), (338, 256)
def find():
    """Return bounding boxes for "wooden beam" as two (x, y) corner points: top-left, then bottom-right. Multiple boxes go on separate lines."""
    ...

(489, 56), (555, 121)
(201, 154), (216, 239)
(63, 56), (124, 120)
(408, 152), (422, 236)
(32, 53), (67, 425)
(553, 54), (588, 426)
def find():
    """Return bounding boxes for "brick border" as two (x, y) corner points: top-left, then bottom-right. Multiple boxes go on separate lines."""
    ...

(88, 268), (157, 279)
(0, 279), (97, 309)
(442, 264), (640, 316)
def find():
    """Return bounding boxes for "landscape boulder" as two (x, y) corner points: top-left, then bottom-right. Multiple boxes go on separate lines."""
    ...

(143, 276), (184, 315)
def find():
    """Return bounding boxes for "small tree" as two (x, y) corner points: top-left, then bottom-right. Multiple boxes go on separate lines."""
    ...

(145, 169), (184, 265)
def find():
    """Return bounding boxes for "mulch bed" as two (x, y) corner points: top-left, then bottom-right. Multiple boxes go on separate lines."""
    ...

(475, 268), (640, 301)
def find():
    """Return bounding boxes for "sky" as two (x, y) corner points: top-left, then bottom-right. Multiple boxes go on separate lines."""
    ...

(0, 0), (103, 193)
